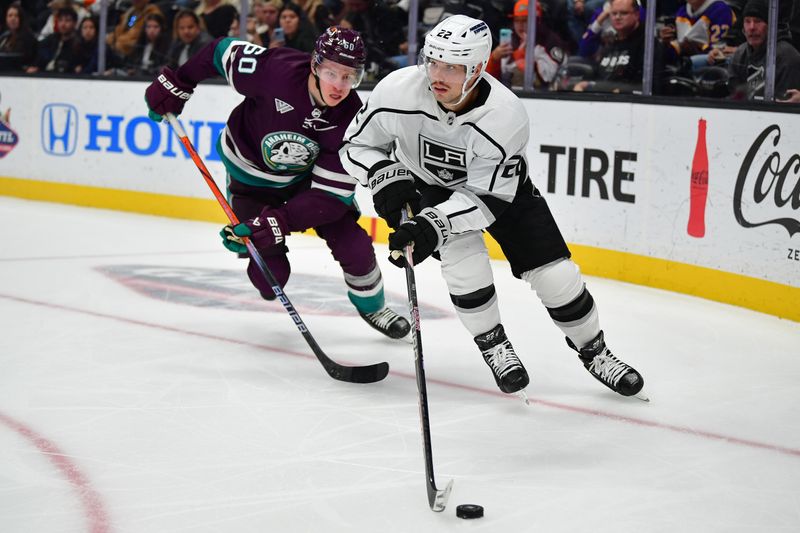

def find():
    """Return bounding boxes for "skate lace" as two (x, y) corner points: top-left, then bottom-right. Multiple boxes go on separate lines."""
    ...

(588, 350), (629, 386)
(484, 343), (522, 378)
(366, 308), (398, 329)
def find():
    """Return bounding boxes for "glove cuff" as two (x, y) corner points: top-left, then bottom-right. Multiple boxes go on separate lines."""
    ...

(418, 207), (451, 250)
(367, 160), (415, 195)
(157, 67), (195, 100)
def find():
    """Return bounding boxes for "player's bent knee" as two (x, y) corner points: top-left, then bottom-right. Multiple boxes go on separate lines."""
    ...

(521, 258), (584, 308)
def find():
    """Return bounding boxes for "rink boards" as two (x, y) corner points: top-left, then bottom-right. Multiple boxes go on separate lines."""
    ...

(0, 77), (797, 321)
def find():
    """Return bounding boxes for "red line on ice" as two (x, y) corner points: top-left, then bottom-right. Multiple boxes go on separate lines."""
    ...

(0, 411), (111, 533)
(3, 292), (800, 460)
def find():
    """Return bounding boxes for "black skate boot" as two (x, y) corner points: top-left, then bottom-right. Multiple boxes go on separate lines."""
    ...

(567, 331), (644, 397)
(474, 324), (529, 394)
(359, 307), (411, 340)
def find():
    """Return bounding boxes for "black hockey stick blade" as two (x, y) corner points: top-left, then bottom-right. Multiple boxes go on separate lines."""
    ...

(165, 113), (389, 385)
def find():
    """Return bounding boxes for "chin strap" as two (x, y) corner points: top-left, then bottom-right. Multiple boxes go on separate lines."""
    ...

(312, 70), (330, 108)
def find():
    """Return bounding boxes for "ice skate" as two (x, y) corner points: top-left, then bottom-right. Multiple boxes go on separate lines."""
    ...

(474, 324), (529, 394)
(359, 307), (411, 340)
(567, 331), (644, 397)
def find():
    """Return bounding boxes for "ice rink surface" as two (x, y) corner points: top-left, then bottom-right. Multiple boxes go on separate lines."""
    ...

(1, 197), (798, 533)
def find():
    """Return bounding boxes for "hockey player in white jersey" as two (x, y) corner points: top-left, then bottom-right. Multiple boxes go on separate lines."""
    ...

(340, 14), (644, 397)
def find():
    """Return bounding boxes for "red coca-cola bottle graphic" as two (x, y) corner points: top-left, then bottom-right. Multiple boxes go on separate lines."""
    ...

(687, 118), (709, 238)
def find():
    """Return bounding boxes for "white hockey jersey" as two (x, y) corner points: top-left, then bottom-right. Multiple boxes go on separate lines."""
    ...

(341, 66), (531, 234)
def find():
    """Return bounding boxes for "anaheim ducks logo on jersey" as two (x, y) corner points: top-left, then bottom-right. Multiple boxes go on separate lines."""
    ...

(419, 135), (467, 185)
(261, 131), (320, 172)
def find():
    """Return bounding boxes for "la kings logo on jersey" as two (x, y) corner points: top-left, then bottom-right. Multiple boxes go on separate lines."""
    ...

(419, 135), (467, 185)
(261, 131), (320, 172)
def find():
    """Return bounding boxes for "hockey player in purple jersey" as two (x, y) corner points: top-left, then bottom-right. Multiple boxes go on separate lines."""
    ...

(144, 27), (411, 340)
(341, 15), (645, 398)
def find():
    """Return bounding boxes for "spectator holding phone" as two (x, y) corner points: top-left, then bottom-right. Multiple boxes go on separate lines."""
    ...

(486, 0), (568, 89)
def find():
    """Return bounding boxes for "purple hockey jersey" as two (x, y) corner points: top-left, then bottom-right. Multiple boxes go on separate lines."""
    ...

(175, 37), (363, 201)
(672, 0), (734, 55)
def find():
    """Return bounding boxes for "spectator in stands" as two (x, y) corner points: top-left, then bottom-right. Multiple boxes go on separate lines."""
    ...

(228, 12), (259, 42)
(126, 11), (170, 75)
(777, 88), (799, 102)
(166, 9), (211, 68)
(107, 0), (162, 58)
(659, 0), (734, 72)
(253, 0), (280, 45)
(295, 0), (333, 33)
(27, 4), (78, 72)
(727, 0), (800, 100)
(197, 0), (238, 39)
(36, 0), (88, 42)
(0, 1), (38, 70)
(566, 0), (606, 46)
(341, 0), (407, 76)
(571, 0), (664, 93)
(72, 14), (103, 73)
(578, 0), (645, 58)
(275, 2), (317, 52)
(486, 0), (567, 88)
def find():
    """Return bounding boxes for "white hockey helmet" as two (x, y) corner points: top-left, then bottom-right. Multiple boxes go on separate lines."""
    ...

(421, 15), (492, 82)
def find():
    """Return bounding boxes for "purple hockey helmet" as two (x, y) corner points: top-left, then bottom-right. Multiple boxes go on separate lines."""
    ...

(313, 27), (367, 87)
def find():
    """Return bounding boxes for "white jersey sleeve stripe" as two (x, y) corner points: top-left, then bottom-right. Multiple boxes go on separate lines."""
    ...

(311, 165), (354, 183)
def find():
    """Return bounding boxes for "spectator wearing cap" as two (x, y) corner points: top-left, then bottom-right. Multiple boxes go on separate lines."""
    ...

(107, 0), (162, 58)
(486, 0), (568, 89)
(727, 0), (800, 100)
(0, 1), (38, 70)
(27, 5), (78, 72)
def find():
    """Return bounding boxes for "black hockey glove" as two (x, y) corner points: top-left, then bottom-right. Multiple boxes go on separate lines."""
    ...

(368, 161), (420, 229)
(388, 208), (450, 268)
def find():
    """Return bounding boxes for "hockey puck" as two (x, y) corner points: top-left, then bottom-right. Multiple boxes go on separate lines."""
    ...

(456, 504), (484, 519)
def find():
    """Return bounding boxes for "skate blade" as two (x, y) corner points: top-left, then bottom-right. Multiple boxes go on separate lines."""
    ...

(634, 391), (650, 402)
(515, 389), (531, 405)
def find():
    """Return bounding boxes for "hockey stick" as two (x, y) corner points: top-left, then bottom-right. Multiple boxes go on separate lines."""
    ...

(394, 207), (453, 512)
(165, 113), (389, 384)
